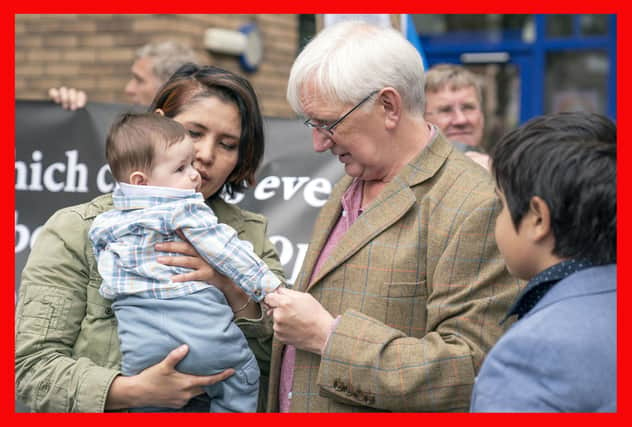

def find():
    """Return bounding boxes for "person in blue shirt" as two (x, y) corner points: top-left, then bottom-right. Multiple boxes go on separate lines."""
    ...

(470, 112), (616, 412)
(89, 112), (281, 412)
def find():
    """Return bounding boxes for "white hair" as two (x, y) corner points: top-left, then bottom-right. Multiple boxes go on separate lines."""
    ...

(136, 40), (199, 84)
(287, 21), (426, 115)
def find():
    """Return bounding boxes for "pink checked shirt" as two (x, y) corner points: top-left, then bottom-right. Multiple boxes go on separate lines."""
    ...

(278, 177), (365, 412)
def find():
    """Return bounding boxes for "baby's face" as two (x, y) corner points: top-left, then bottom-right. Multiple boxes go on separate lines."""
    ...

(146, 136), (201, 192)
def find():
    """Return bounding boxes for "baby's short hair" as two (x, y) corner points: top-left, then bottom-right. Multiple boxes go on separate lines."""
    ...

(491, 112), (616, 264)
(106, 112), (186, 182)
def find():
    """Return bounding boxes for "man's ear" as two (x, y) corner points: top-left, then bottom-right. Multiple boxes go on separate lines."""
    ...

(527, 196), (552, 243)
(378, 87), (402, 130)
(154, 108), (165, 116)
(129, 171), (148, 186)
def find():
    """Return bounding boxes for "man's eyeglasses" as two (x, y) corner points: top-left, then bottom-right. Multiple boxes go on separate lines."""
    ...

(424, 103), (480, 120)
(304, 90), (379, 135)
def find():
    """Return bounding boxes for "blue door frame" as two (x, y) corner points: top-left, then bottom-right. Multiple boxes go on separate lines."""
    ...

(418, 14), (616, 124)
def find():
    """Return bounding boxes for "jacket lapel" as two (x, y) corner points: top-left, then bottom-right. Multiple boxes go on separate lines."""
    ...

(307, 177), (415, 291)
(294, 176), (349, 291)
(305, 129), (453, 292)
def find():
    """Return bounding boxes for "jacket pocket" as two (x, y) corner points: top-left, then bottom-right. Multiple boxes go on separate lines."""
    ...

(381, 280), (428, 337)
(384, 280), (427, 298)
(17, 285), (72, 337)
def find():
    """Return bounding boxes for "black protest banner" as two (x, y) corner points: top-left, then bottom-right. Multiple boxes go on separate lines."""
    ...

(15, 100), (344, 301)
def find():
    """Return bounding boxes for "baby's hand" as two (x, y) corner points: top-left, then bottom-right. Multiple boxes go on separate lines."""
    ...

(262, 287), (281, 313)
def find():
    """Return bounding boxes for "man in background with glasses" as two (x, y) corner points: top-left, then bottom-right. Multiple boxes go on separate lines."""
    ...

(424, 64), (486, 150)
(264, 21), (521, 412)
(424, 64), (491, 169)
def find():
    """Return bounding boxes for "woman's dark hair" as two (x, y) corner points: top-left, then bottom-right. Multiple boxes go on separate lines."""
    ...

(491, 112), (616, 265)
(149, 63), (264, 197)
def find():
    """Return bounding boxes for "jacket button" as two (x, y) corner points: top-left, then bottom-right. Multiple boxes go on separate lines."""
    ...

(105, 307), (113, 315)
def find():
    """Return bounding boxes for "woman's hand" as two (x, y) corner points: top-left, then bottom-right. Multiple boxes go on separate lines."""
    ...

(155, 233), (261, 318)
(265, 287), (335, 355)
(155, 233), (231, 289)
(106, 344), (234, 410)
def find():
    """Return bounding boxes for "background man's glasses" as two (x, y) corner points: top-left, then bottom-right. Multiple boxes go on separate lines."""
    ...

(304, 90), (379, 135)
(425, 103), (480, 120)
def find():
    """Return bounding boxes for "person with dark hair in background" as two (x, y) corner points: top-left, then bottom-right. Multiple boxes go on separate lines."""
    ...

(470, 112), (616, 412)
(263, 21), (522, 413)
(16, 64), (284, 412)
(48, 40), (198, 110)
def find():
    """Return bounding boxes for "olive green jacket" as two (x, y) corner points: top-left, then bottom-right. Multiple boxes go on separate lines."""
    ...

(15, 193), (285, 412)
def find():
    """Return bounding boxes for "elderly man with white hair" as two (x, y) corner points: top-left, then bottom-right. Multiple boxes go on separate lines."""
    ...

(264, 21), (522, 413)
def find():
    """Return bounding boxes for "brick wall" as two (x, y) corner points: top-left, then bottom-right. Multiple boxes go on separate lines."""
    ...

(15, 14), (299, 118)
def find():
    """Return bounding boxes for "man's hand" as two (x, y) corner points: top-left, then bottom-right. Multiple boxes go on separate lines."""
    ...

(265, 287), (335, 355)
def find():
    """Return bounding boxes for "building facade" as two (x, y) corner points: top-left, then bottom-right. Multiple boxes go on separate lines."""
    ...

(15, 14), (300, 117)
(15, 14), (616, 132)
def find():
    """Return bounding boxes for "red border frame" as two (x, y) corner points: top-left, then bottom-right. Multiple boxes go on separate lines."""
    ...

(5, 3), (628, 426)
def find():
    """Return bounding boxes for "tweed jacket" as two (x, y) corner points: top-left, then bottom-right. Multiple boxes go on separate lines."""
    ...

(15, 194), (284, 412)
(267, 132), (522, 412)
(471, 264), (616, 412)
